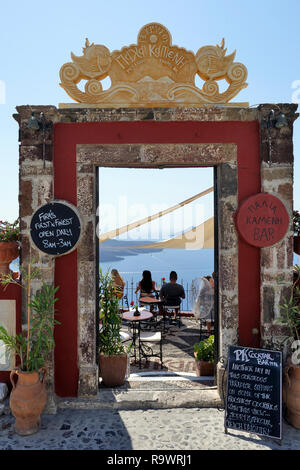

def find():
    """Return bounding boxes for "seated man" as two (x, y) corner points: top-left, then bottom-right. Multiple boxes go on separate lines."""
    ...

(159, 271), (185, 321)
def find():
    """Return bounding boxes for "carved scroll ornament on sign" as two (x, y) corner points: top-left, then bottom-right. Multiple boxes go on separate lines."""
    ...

(59, 23), (248, 107)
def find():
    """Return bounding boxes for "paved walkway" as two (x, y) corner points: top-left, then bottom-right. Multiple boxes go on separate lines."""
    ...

(0, 406), (299, 450)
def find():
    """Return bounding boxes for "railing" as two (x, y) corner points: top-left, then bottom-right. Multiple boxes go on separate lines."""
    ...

(120, 279), (193, 312)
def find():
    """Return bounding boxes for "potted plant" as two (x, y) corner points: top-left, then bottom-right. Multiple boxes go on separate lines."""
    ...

(98, 269), (130, 387)
(193, 335), (214, 376)
(0, 264), (59, 435)
(293, 210), (300, 255)
(0, 219), (20, 276)
(276, 265), (300, 428)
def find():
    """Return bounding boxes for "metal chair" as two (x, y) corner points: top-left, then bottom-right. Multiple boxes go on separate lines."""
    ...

(122, 294), (129, 310)
(163, 304), (182, 328)
(139, 328), (163, 369)
(198, 313), (215, 340)
(119, 330), (132, 343)
(138, 292), (163, 330)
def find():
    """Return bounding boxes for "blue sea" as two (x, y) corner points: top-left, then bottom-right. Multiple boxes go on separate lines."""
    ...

(9, 244), (214, 286)
(100, 246), (213, 285)
(10, 242), (300, 311)
(99, 240), (214, 309)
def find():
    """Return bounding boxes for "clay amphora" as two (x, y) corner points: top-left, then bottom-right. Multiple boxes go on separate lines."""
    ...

(283, 364), (300, 429)
(10, 368), (47, 436)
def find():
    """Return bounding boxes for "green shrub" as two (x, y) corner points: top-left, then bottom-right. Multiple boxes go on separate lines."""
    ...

(193, 335), (214, 363)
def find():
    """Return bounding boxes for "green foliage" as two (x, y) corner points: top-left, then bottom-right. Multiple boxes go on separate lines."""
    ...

(0, 219), (20, 242)
(98, 269), (127, 356)
(0, 262), (40, 288)
(276, 265), (300, 342)
(193, 335), (214, 363)
(0, 327), (26, 368)
(0, 281), (60, 371)
(294, 210), (300, 236)
(27, 283), (60, 371)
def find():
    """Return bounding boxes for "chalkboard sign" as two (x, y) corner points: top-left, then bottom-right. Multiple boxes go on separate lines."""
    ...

(225, 345), (282, 441)
(30, 201), (81, 256)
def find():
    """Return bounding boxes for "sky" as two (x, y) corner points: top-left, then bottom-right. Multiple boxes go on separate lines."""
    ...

(99, 167), (214, 240)
(0, 0), (299, 227)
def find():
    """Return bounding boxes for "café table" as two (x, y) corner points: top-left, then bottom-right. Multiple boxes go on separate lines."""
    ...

(139, 296), (163, 307)
(139, 296), (175, 332)
(122, 308), (153, 368)
(138, 296), (165, 326)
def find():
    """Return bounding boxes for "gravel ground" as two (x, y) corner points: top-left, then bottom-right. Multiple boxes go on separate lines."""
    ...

(0, 407), (299, 451)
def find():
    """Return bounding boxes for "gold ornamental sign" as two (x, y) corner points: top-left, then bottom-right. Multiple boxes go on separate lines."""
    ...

(59, 23), (248, 108)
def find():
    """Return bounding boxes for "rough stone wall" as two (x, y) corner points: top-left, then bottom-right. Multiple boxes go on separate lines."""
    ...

(217, 162), (239, 359)
(258, 104), (298, 354)
(76, 156), (98, 396)
(14, 106), (57, 413)
(14, 104), (298, 402)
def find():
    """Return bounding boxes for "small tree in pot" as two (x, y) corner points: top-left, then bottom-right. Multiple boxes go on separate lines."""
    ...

(98, 270), (129, 387)
(0, 264), (59, 435)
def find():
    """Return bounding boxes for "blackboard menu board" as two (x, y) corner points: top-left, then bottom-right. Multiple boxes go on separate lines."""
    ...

(30, 201), (81, 256)
(225, 345), (282, 440)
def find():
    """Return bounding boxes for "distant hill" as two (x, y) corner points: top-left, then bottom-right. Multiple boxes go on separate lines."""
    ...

(100, 239), (163, 262)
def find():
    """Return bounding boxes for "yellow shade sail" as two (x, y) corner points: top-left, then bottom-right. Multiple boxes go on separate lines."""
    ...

(99, 186), (213, 243)
(105, 217), (214, 250)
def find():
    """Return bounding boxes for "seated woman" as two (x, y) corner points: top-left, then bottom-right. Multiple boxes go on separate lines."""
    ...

(110, 268), (125, 299)
(135, 270), (156, 299)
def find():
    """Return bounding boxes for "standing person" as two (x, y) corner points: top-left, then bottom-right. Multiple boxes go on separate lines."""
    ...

(192, 274), (214, 333)
(205, 274), (214, 333)
(110, 269), (125, 299)
(135, 270), (156, 298)
(159, 271), (185, 321)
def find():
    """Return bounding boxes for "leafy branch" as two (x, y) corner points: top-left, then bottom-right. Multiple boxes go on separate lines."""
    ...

(0, 261), (60, 371)
(276, 265), (300, 342)
(98, 269), (128, 356)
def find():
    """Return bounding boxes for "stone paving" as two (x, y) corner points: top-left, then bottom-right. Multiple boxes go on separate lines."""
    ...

(0, 405), (300, 450)
(0, 316), (299, 452)
(126, 317), (206, 374)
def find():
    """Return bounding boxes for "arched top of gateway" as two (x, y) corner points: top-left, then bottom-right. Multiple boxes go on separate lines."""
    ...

(59, 22), (248, 108)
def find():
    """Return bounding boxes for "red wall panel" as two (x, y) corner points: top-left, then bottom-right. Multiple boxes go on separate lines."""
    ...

(54, 120), (261, 396)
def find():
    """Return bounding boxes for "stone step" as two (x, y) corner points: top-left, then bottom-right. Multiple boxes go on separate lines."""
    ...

(57, 373), (224, 411)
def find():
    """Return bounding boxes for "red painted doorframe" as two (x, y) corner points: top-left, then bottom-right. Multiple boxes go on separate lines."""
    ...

(53, 120), (260, 397)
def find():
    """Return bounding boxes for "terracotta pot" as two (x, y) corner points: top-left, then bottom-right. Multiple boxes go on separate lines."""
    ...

(194, 352), (214, 376)
(9, 368), (47, 436)
(283, 363), (300, 429)
(294, 236), (300, 255)
(99, 354), (127, 387)
(0, 241), (19, 276)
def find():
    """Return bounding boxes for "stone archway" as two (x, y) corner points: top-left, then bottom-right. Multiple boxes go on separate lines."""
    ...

(76, 142), (238, 394)
(14, 102), (298, 402)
